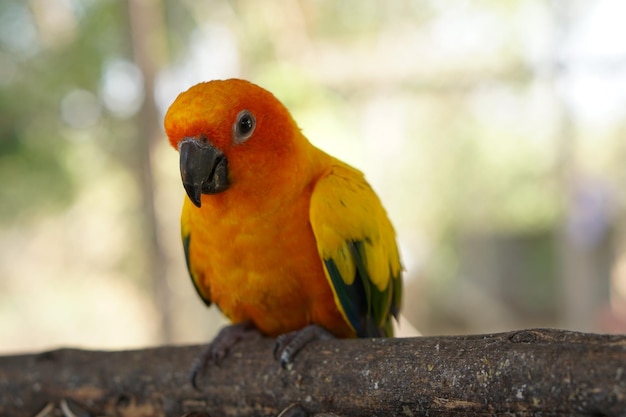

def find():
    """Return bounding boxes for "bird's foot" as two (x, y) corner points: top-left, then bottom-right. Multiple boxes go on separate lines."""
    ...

(191, 322), (261, 389)
(277, 403), (309, 417)
(274, 324), (335, 368)
(277, 403), (343, 417)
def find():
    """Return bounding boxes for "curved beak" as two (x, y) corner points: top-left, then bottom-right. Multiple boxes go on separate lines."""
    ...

(179, 137), (229, 207)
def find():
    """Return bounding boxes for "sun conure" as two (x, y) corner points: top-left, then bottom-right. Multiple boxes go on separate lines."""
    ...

(164, 79), (402, 381)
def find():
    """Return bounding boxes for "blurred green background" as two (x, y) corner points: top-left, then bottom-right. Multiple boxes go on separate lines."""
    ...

(1, 0), (626, 354)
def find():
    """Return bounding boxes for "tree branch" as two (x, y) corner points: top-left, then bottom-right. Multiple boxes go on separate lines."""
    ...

(0, 329), (624, 416)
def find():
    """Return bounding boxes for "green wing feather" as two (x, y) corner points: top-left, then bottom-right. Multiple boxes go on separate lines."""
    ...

(310, 161), (403, 337)
(181, 198), (212, 307)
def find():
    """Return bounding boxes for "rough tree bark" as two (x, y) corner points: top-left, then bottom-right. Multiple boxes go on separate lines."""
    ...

(0, 329), (624, 417)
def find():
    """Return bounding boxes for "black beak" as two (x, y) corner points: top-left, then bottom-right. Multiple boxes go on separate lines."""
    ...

(179, 137), (229, 207)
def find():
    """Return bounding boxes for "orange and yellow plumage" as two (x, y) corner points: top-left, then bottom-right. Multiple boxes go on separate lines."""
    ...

(164, 78), (402, 341)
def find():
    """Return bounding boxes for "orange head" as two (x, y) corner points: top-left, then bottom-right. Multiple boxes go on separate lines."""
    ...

(164, 79), (310, 207)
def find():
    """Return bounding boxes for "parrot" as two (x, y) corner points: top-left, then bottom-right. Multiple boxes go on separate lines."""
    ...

(164, 79), (402, 384)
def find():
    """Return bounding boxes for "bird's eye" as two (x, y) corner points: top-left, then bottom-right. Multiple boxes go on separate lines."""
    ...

(233, 110), (256, 144)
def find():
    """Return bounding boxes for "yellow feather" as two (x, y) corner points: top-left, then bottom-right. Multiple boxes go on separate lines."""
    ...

(310, 158), (402, 294)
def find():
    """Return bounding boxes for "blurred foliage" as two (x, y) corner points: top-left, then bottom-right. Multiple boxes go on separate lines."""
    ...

(0, 0), (131, 222)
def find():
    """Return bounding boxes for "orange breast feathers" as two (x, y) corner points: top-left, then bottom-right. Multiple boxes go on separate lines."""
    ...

(181, 184), (354, 338)
(165, 79), (402, 340)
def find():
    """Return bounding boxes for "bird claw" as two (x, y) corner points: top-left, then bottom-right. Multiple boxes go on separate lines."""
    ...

(191, 322), (261, 389)
(191, 323), (334, 388)
(276, 403), (309, 417)
(276, 403), (344, 417)
(274, 324), (335, 368)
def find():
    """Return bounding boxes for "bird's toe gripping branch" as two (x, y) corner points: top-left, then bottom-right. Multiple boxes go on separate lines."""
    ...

(274, 324), (336, 369)
(191, 322), (261, 389)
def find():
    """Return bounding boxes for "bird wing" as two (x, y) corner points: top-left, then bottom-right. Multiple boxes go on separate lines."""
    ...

(181, 197), (212, 306)
(309, 161), (402, 337)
